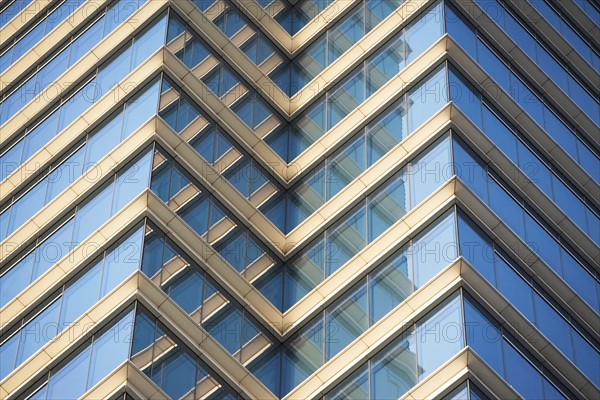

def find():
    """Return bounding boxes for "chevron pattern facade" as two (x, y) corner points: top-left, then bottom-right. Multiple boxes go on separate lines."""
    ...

(0, 0), (599, 399)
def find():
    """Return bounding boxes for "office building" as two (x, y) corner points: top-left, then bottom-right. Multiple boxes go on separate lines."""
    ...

(0, 0), (598, 398)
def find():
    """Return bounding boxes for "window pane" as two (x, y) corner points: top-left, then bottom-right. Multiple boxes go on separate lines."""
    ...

(46, 346), (91, 399)
(369, 246), (412, 323)
(16, 300), (61, 365)
(326, 208), (366, 275)
(368, 172), (408, 241)
(326, 364), (369, 400)
(371, 329), (417, 399)
(59, 262), (102, 325)
(413, 212), (457, 287)
(502, 340), (545, 399)
(326, 284), (368, 359)
(87, 310), (135, 388)
(409, 136), (451, 207)
(463, 299), (503, 374)
(416, 295), (463, 379)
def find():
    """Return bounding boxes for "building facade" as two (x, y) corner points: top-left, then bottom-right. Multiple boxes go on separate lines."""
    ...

(0, 0), (598, 398)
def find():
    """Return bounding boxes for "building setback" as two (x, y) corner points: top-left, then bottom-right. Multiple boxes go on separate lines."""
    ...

(0, 0), (598, 399)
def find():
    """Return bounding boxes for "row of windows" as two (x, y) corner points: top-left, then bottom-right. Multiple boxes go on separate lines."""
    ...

(448, 65), (599, 244)
(0, 11), (168, 182)
(249, 211), (458, 397)
(446, 2), (599, 183)
(267, 0), (445, 161)
(572, 0), (600, 23)
(0, 0), (33, 29)
(0, 224), (145, 380)
(0, 0), (146, 125)
(470, 0), (599, 123)
(263, 65), (447, 232)
(250, 200), (598, 395)
(326, 291), (574, 399)
(0, 78), (162, 241)
(0, 150), (153, 309)
(3, 140), (593, 389)
(19, 303), (239, 400)
(270, 0), (404, 95)
(5, 191), (595, 397)
(259, 134), (454, 311)
(453, 133), (600, 313)
(514, 0), (599, 73)
(0, 0), (86, 73)
(457, 207), (599, 386)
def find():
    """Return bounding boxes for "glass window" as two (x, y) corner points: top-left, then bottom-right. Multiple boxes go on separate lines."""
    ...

(453, 137), (489, 204)
(463, 300), (504, 374)
(413, 212), (457, 287)
(73, 183), (114, 241)
(100, 226), (144, 296)
(87, 311), (135, 388)
(59, 263), (102, 325)
(46, 346), (91, 399)
(326, 208), (366, 275)
(326, 364), (369, 400)
(328, 71), (365, 129)
(487, 180), (525, 238)
(367, 101), (407, 164)
(445, 4), (477, 58)
(523, 213), (562, 276)
(371, 329), (417, 399)
(481, 106), (517, 162)
(328, 6), (364, 63)
(533, 293), (574, 360)
(407, 65), (447, 132)
(326, 284), (368, 359)
(0, 334), (19, 380)
(410, 136), (451, 207)
(328, 137), (366, 198)
(502, 340), (545, 399)
(369, 248), (412, 323)
(368, 171), (407, 241)
(416, 295), (463, 379)
(404, 1), (443, 65)
(165, 271), (204, 314)
(457, 214), (495, 285)
(495, 257), (535, 321)
(16, 300), (61, 366)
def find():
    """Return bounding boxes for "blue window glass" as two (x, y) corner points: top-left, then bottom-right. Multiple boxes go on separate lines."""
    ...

(449, 68), (482, 128)
(409, 136), (451, 207)
(502, 340), (545, 399)
(326, 364), (369, 399)
(445, 3), (477, 58)
(407, 65), (448, 132)
(326, 208), (366, 275)
(495, 256), (535, 321)
(371, 328), (417, 399)
(325, 284), (368, 359)
(59, 263), (102, 325)
(16, 300), (61, 366)
(369, 248), (412, 323)
(463, 300), (504, 374)
(487, 179), (525, 237)
(46, 346), (91, 399)
(413, 212), (457, 287)
(367, 172), (407, 240)
(416, 295), (463, 379)
(457, 214), (496, 285)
